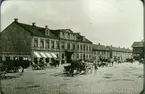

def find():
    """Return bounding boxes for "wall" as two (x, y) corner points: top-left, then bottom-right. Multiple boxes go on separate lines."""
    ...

(0, 22), (32, 60)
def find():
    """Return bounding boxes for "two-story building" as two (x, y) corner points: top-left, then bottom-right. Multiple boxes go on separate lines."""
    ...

(132, 41), (144, 59)
(0, 18), (93, 64)
(50, 29), (92, 63)
(107, 46), (132, 61)
(92, 43), (110, 62)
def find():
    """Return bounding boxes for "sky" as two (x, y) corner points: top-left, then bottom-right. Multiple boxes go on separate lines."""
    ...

(1, 0), (144, 49)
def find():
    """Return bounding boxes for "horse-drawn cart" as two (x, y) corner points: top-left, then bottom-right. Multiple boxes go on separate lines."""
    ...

(63, 60), (94, 76)
(31, 63), (47, 70)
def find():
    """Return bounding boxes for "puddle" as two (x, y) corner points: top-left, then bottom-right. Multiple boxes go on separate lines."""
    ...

(123, 74), (129, 76)
(15, 85), (40, 89)
(51, 73), (64, 77)
(15, 87), (25, 89)
(110, 79), (134, 81)
(75, 84), (82, 87)
(36, 73), (47, 75)
(63, 78), (70, 80)
(2, 76), (20, 80)
(104, 73), (113, 76)
(60, 84), (67, 86)
(138, 75), (143, 78)
(28, 85), (40, 88)
(104, 76), (112, 79)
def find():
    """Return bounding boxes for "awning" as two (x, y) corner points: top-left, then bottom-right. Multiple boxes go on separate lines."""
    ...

(34, 51), (41, 58)
(45, 53), (52, 58)
(39, 52), (47, 58)
(50, 53), (57, 58)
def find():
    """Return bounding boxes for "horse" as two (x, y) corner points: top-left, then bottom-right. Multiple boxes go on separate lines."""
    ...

(1, 60), (30, 73)
(50, 58), (59, 67)
(0, 60), (30, 79)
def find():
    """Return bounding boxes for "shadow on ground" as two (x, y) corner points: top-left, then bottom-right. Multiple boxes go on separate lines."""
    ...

(1, 73), (23, 80)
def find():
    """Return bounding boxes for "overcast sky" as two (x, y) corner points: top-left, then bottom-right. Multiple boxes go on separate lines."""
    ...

(1, 0), (143, 49)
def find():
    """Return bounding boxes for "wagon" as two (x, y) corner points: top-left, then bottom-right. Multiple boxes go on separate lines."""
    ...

(63, 65), (71, 73)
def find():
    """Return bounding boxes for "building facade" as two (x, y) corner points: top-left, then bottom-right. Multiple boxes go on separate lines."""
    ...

(0, 18), (92, 64)
(107, 46), (132, 62)
(92, 43), (110, 62)
(132, 41), (144, 59)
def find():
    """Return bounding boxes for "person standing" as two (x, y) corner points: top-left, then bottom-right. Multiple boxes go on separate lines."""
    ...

(94, 61), (98, 73)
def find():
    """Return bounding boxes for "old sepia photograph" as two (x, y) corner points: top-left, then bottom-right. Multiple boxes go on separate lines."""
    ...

(0, 0), (144, 94)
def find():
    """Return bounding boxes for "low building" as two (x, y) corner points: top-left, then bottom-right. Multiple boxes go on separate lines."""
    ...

(0, 18), (92, 64)
(92, 43), (110, 62)
(132, 41), (144, 59)
(107, 46), (132, 62)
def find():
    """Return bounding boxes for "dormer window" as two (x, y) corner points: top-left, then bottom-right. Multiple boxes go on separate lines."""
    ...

(82, 36), (85, 41)
(45, 25), (50, 36)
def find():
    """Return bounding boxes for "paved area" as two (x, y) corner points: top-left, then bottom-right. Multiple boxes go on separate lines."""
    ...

(1, 62), (143, 94)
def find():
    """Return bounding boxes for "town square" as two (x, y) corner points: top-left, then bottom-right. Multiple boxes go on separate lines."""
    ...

(0, 0), (144, 94)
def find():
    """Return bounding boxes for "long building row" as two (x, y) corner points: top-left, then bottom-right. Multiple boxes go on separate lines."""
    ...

(0, 18), (132, 64)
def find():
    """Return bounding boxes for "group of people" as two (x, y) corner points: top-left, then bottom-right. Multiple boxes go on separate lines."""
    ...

(63, 59), (99, 76)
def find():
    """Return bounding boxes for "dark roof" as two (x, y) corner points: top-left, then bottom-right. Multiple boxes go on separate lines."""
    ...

(50, 29), (92, 43)
(84, 38), (92, 44)
(107, 46), (132, 53)
(16, 22), (58, 39)
(93, 44), (110, 51)
(132, 41), (143, 48)
(2, 20), (92, 43)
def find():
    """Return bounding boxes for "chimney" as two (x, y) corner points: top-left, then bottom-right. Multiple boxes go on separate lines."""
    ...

(82, 36), (85, 41)
(98, 43), (100, 45)
(76, 32), (80, 35)
(45, 25), (49, 35)
(45, 25), (48, 28)
(32, 22), (36, 26)
(14, 18), (18, 22)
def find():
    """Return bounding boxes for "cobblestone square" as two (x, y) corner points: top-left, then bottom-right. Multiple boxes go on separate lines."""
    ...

(1, 62), (143, 94)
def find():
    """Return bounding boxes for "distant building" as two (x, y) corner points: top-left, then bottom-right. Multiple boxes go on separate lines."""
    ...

(132, 41), (144, 58)
(0, 18), (92, 64)
(107, 46), (132, 61)
(92, 43), (110, 62)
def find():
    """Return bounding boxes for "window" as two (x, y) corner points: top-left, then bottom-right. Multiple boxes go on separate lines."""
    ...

(73, 44), (75, 50)
(61, 42), (64, 49)
(65, 33), (68, 39)
(89, 46), (91, 51)
(68, 33), (70, 39)
(67, 42), (70, 49)
(62, 53), (65, 59)
(83, 45), (85, 51)
(34, 39), (38, 47)
(61, 32), (64, 38)
(51, 40), (54, 49)
(56, 41), (59, 49)
(80, 44), (82, 51)
(45, 40), (49, 48)
(19, 57), (23, 60)
(77, 44), (79, 50)
(45, 30), (49, 36)
(40, 40), (44, 48)
(70, 43), (72, 49)
(6, 56), (10, 61)
(86, 45), (88, 51)
(0, 56), (2, 62)
(87, 45), (89, 51)
(77, 54), (79, 59)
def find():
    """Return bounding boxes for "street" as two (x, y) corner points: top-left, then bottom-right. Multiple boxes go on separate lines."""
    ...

(1, 62), (143, 94)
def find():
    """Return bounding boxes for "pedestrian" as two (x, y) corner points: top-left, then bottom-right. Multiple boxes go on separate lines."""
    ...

(94, 62), (98, 73)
